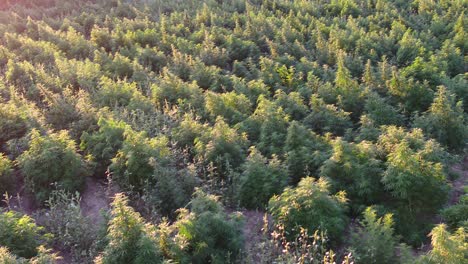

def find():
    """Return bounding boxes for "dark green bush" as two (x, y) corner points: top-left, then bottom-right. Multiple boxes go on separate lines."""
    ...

(174, 190), (244, 264)
(0, 154), (14, 196)
(248, 96), (289, 157)
(0, 210), (50, 259)
(348, 207), (398, 264)
(144, 164), (197, 218)
(42, 191), (97, 263)
(110, 130), (170, 192)
(284, 121), (331, 183)
(80, 118), (128, 176)
(320, 139), (384, 213)
(17, 129), (89, 202)
(194, 117), (249, 176)
(237, 147), (288, 209)
(0, 103), (29, 145)
(441, 191), (468, 230)
(268, 177), (348, 243)
(382, 140), (449, 244)
(205, 91), (252, 125)
(304, 95), (352, 136)
(413, 86), (467, 152)
(96, 193), (163, 264)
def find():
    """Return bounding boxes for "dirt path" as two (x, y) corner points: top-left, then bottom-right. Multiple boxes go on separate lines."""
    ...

(448, 156), (467, 206)
(237, 210), (269, 262)
(80, 177), (111, 225)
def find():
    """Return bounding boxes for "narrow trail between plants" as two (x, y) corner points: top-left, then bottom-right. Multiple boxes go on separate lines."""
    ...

(448, 156), (467, 206)
(80, 177), (111, 225)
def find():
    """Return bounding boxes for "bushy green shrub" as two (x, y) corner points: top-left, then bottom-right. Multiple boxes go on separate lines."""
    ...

(17, 129), (89, 202)
(247, 96), (289, 157)
(304, 95), (352, 136)
(0, 103), (29, 146)
(110, 130), (170, 192)
(0, 246), (61, 264)
(348, 207), (398, 264)
(396, 29), (424, 66)
(151, 71), (204, 111)
(268, 177), (348, 243)
(383, 140), (449, 212)
(80, 118), (128, 176)
(382, 140), (449, 244)
(5, 60), (38, 100)
(144, 164), (197, 218)
(273, 90), (309, 121)
(413, 86), (467, 152)
(194, 117), (249, 176)
(387, 70), (434, 113)
(416, 224), (467, 264)
(284, 121), (331, 183)
(174, 190), (244, 264)
(105, 54), (134, 79)
(42, 191), (97, 263)
(96, 193), (163, 264)
(237, 147), (288, 209)
(0, 211), (50, 259)
(377, 126), (450, 166)
(0, 154), (14, 196)
(364, 93), (401, 126)
(441, 191), (468, 230)
(95, 77), (152, 112)
(320, 139), (384, 213)
(172, 114), (206, 149)
(205, 91), (252, 125)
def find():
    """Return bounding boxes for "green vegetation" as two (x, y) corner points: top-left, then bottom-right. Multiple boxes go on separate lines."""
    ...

(237, 147), (288, 209)
(96, 193), (162, 264)
(174, 190), (244, 263)
(268, 177), (348, 243)
(0, 211), (50, 259)
(418, 224), (467, 264)
(348, 207), (398, 264)
(0, 0), (466, 262)
(17, 129), (89, 202)
(0, 154), (14, 196)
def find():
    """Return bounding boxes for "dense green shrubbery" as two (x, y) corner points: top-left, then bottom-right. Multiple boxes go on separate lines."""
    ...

(0, 154), (14, 196)
(414, 86), (467, 152)
(0, 211), (50, 259)
(320, 139), (384, 213)
(110, 130), (170, 192)
(0, 246), (60, 264)
(0, 103), (29, 145)
(441, 190), (468, 230)
(237, 147), (288, 209)
(42, 191), (97, 263)
(382, 140), (449, 244)
(268, 177), (348, 243)
(348, 207), (398, 264)
(284, 121), (331, 183)
(80, 117), (128, 176)
(96, 193), (163, 264)
(0, 0), (466, 262)
(174, 190), (244, 264)
(17, 129), (89, 202)
(144, 163), (197, 218)
(417, 224), (467, 264)
(303, 95), (352, 136)
(194, 117), (249, 177)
